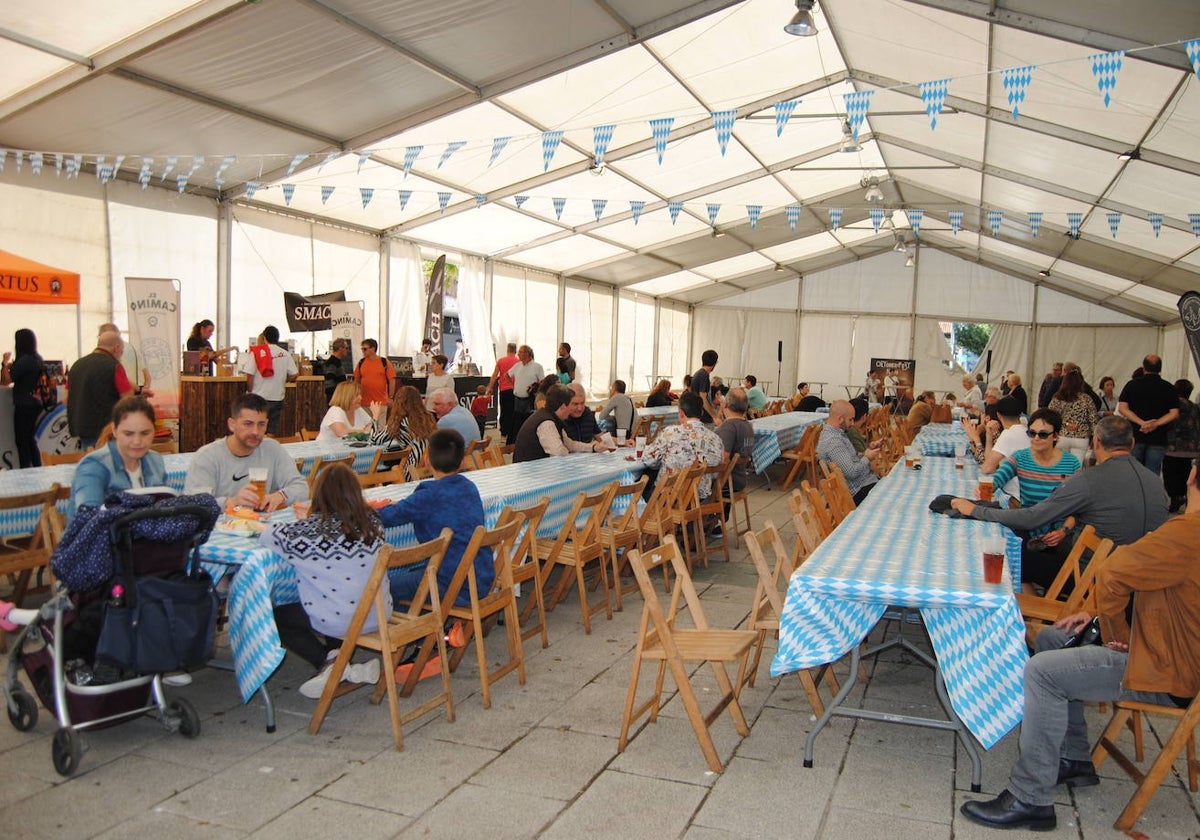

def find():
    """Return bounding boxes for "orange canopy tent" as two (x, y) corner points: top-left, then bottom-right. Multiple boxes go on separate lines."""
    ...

(0, 250), (80, 305)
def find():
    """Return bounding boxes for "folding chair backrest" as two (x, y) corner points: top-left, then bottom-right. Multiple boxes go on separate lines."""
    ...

(801, 480), (836, 537)
(0, 486), (63, 577)
(745, 521), (790, 627)
(787, 489), (825, 564)
(443, 517), (523, 612)
(605, 475), (649, 537)
(627, 536), (709, 633)
(40, 451), (85, 465)
(307, 453), (356, 491)
(500, 496), (550, 568)
(357, 465), (408, 489)
(466, 437), (493, 470)
(1018, 525), (1113, 627)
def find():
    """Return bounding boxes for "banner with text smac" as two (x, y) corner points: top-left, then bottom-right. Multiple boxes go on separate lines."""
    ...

(283, 290), (347, 332)
(126, 277), (181, 419)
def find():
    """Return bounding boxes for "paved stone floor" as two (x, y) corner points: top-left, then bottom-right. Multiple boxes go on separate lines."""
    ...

(2, 467), (1199, 839)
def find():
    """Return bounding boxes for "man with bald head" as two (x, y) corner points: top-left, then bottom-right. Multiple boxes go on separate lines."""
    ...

(68, 331), (134, 449)
(1118, 354), (1180, 475)
(817, 399), (884, 504)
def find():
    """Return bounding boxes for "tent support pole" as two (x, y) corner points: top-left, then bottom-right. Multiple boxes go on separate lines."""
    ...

(217, 201), (232, 354)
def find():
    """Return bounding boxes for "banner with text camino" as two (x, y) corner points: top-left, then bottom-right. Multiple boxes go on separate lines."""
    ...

(329, 301), (365, 357)
(283, 290), (347, 332)
(126, 277), (181, 420)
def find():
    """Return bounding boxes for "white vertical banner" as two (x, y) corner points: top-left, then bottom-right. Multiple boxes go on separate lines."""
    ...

(330, 300), (366, 357)
(125, 277), (181, 420)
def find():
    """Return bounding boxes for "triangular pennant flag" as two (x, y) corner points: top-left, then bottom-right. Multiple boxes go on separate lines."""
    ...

(592, 124), (615, 166)
(1106, 211), (1121, 238)
(66, 155), (81, 179)
(552, 197), (566, 220)
(321, 185), (336, 204)
(514, 195), (529, 208)
(475, 193), (487, 208)
(949, 210), (963, 234)
(13, 151), (23, 173)
(112, 153), (127, 173)
(774, 99), (799, 136)
(1001, 66), (1034, 120)
(160, 155), (177, 182)
(29, 152), (43, 176)
(711, 110), (737, 156)
(829, 207), (843, 231)
(354, 151), (370, 173)
(403, 145), (422, 177)
(285, 153), (307, 178)
(1187, 40), (1200, 82)
(138, 157), (153, 189)
(186, 155), (204, 181)
(917, 79), (950, 129)
(282, 184), (296, 205)
(1148, 211), (1163, 238)
(398, 190), (412, 210)
(907, 208), (924, 237)
(489, 136), (510, 167)
(649, 117), (674, 164)
(437, 191), (451, 213)
(1028, 211), (1043, 237)
(1090, 50), (1124, 108)
(706, 203), (720, 228)
(630, 200), (645, 225)
(668, 200), (683, 224)
(592, 198), (607, 223)
(987, 209), (1003, 237)
(245, 181), (260, 200)
(746, 204), (762, 230)
(319, 151), (340, 171)
(175, 171), (187, 194)
(842, 90), (873, 139)
(54, 153), (63, 177)
(214, 154), (236, 188)
(93, 154), (104, 180)
(785, 204), (801, 233)
(541, 130), (564, 171)
(1190, 213), (1200, 237)
(0, 149), (6, 173)
(1067, 212), (1082, 238)
(438, 141), (466, 169)
(360, 187), (374, 209)
(869, 207), (885, 232)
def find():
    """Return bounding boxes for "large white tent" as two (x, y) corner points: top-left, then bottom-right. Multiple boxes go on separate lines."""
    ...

(2, 0), (1199, 396)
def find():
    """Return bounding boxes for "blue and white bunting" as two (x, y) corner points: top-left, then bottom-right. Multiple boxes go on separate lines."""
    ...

(439, 141), (466, 169)
(319, 151), (340, 171)
(475, 193), (487, 208)
(1106, 211), (1121, 238)
(630, 200), (645, 224)
(174, 172), (188, 194)
(1187, 40), (1200, 81)
(357, 151), (371, 173)
(437, 191), (451, 213)
(285, 153), (307, 178)
(649, 118), (674, 164)
(1001, 66), (1034, 120)
(829, 207), (843, 231)
(1190, 213), (1200, 237)
(398, 190), (412, 210)
(747, 204), (762, 230)
(282, 184), (296, 205)
(774, 99), (799, 136)
(138, 157), (153, 189)
(29, 152), (43, 176)
(541, 130), (564, 171)
(93, 155), (104, 180)
(869, 206), (885, 232)
(785, 204), (801, 233)
(13, 151), (23, 173)
(1028, 211), (1043, 237)
(592, 199), (607, 223)
(918, 79), (950, 129)
(245, 181), (260, 200)
(54, 153), (62, 177)
(160, 155), (177, 182)
(0, 150), (5, 173)
(1148, 211), (1163, 238)
(843, 90), (873, 139)
(987, 209), (1003, 237)
(712, 110), (737, 156)
(706, 203), (720, 228)
(66, 154), (81, 179)
(112, 154), (126, 174)
(553, 197), (566, 220)
(907, 208), (924, 237)
(214, 154), (236, 188)
(668, 200), (683, 224)
(320, 185), (335, 204)
(592, 124), (615, 166)
(1067, 212), (1082, 238)
(1090, 50), (1124, 108)
(514, 195), (529, 209)
(489, 136), (510, 167)
(949, 210), (963, 234)
(186, 155), (204, 182)
(360, 187), (373, 209)
(403, 146), (422, 177)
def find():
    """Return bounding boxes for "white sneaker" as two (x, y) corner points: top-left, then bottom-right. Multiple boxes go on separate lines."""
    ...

(345, 658), (380, 686)
(163, 671), (193, 687)
(299, 663), (335, 699)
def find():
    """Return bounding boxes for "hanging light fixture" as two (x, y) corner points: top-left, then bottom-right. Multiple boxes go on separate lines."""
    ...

(904, 252), (915, 268)
(784, 0), (818, 36)
(838, 119), (862, 153)
(862, 174), (885, 203)
(892, 236), (907, 253)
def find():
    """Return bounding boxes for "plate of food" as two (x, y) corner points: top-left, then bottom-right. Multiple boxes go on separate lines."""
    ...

(343, 431), (370, 446)
(215, 517), (267, 536)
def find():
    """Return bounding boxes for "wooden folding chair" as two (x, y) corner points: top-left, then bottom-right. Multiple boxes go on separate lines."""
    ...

(307, 531), (455, 751)
(724, 455), (753, 548)
(538, 483), (617, 634)
(787, 489), (825, 570)
(744, 521), (840, 716)
(629, 416), (652, 443)
(305, 453), (355, 492)
(356, 465), (407, 489)
(436, 517), (525, 709)
(819, 461), (857, 522)
(1016, 525), (1112, 638)
(39, 451), (85, 465)
(667, 462), (708, 571)
(800, 480), (836, 538)
(618, 536), (756, 773)
(269, 433), (302, 444)
(818, 476), (851, 528)
(367, 445), (412, 474)
(779, 423), (820, 492)
(496, 498), (551, 648)
(464, 437), (491, 471)
(695, 459), (736, 563)
(1092, 694), (1200, 832)
(0, 486), (63, 650)
(299, 428), (319, 441)
(599, 475), (649, 611)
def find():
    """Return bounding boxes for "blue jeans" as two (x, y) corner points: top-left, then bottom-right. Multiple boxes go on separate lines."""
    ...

(388, 561), (429, 606)
(1131, 442), (1166, 476)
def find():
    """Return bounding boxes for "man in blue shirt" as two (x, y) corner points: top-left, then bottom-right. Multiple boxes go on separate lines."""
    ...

(430, 387), (482, 443)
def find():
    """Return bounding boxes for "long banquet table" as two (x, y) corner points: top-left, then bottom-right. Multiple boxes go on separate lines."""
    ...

(770, 454), (1027, 788)
(913, 422), (970, 456)
(748, 411), (824, 474)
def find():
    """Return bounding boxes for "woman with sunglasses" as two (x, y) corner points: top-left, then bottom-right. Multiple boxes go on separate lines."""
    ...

(989, 408), (1082, 593)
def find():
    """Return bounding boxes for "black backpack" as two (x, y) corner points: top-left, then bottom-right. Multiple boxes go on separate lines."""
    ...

(32, 366), (58, 409)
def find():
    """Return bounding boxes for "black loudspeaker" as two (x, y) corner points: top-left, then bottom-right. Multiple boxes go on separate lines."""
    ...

(777, 340), (783, 362)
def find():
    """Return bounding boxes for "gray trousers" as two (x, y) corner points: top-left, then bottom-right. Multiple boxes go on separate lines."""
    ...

(1008, 626), (1172, 805)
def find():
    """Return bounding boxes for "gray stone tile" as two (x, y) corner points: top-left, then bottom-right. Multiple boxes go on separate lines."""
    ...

(541, 770), (706, 840)
(694, 754), (836, 839)
(95, 809), (247, 840)
(609, 705), (740, 785)
(824, 806), (952, 839)
(471, 726), (615, 800)
(833, 744), (954, 824)
(397, 782), (563, 839)
(250, 796), (409, 839)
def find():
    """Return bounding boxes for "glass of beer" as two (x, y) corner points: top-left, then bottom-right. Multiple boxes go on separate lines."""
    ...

(904, 446), (916, 468)
(977, 475), (994, 502)
(954, 442), (966, 470)
(635, 436), (647, 458)
(982, 536), (1005, 584)
(248, 467), (268, 508)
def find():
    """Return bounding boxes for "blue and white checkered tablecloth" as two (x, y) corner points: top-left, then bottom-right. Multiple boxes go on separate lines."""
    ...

(200, 451), (643, 702)
(914, 423), (969, 456)
(749, 412), (824, 473)
(636, 405), (679, 427)
(770, 455), (1028, 749)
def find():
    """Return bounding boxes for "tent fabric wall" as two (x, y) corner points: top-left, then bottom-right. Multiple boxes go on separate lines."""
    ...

(489, 263), (559, 367)
(913, 317), (966, 396)
(1035, 287), (1146, 326)
(615, 294), (656, 393)
(1033, 325), (1161, 394)
(228, 208), (316, 349)
(457, 255), (495, 374)
(387, 239), (425, 356)
(797, 314), (853, 392)
(848, 316), (912, 396)
(563, 281), (618, 397)
(691, 307), (746, 385)
(802, 258), (913, 315)
(310, 225), (379, 355)
(656, 302), (691, 388)
(969, 322), (1031, 391)
(1162, 324), (1199, 385)
(739, 310), (798, 396)
(916, 250), (1034, 324)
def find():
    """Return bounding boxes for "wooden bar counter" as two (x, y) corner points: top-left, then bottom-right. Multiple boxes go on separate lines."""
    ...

(179, 375), (326, 452)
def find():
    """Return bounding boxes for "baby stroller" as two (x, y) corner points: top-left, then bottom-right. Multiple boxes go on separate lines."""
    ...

(3, 492), (220, 776)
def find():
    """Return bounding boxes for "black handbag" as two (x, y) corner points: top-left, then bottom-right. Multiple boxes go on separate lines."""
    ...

(95, 570), (218, 674)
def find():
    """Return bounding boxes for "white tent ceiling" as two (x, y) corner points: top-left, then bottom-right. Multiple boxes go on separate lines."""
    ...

(2, 0), (1199, 325)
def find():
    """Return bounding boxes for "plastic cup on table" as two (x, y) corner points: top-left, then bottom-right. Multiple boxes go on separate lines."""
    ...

(635, 436), (647, 458)
(617, 429), (626, 446)
(981, 536), (1005, 584)
(977, 475), (994, 502)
